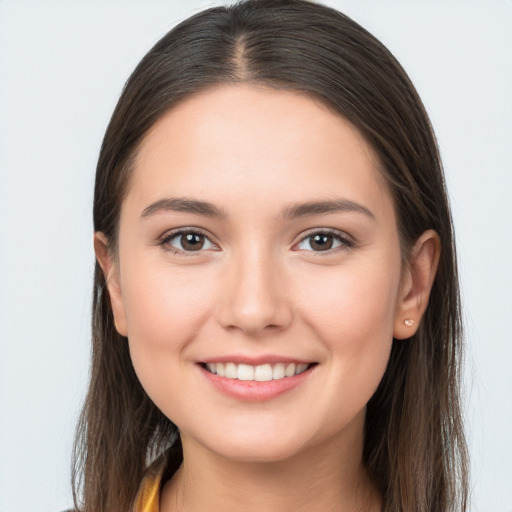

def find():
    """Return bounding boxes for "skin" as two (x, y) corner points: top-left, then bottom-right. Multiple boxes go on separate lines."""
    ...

(95, 84), (440, 512)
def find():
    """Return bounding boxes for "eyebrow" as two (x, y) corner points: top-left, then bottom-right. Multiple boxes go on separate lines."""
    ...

(282, 199), (375, 220)
(141, 197), (228, 219)
(140, 196), (375, 220)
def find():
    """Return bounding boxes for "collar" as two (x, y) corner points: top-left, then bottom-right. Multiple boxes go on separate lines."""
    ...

(133, 453), (168, 512)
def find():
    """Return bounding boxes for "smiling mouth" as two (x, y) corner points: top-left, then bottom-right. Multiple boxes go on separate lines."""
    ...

(201, 362), (316, 382)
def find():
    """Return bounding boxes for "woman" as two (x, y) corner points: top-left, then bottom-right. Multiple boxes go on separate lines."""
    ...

(72, 0), (469, 510)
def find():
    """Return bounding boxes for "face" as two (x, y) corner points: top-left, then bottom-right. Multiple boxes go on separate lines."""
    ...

(102, 84), (409, 462)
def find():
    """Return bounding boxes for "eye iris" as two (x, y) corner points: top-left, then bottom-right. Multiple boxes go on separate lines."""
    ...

(181, 233), (204, 251)
(310, 234), (333, 251)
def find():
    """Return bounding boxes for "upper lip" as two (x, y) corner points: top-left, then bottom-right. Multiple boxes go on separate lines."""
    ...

(200, 355), (315, 366)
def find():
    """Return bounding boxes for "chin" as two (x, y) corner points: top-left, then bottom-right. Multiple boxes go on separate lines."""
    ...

(214, 443), (305, 464)
(191, 426), (318, 464)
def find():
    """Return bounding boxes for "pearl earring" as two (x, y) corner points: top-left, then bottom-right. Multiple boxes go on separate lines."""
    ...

(404, 319), (415, 327)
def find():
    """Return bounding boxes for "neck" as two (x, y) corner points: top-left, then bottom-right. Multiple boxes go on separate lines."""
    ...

(160, 416), (381, 512)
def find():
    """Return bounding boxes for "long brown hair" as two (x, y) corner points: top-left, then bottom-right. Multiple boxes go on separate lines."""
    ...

(73, 1), (469, 510)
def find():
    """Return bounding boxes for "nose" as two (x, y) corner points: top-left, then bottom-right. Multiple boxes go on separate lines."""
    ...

(215, 247), (293, 336)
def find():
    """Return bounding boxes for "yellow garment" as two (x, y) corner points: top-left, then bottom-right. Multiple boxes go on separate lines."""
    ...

(133, 454), (167, 512)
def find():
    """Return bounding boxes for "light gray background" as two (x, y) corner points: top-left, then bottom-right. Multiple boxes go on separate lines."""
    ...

(0, 1), (511, 511)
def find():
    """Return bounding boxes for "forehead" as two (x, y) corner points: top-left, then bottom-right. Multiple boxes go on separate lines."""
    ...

(128, 84), (394, 221)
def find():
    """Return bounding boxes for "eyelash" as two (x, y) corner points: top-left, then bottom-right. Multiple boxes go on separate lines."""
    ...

(159, 228), (218, 257)
(158, 228), (354, 256)
(295, 228), (354, 255)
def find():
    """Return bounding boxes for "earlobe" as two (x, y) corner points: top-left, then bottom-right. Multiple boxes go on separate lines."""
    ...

(393, 229), (440, 340)
(93, 232), (128, 337)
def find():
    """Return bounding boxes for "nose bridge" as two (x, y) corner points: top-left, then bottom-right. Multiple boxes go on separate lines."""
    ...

(217, 241), (292, 335)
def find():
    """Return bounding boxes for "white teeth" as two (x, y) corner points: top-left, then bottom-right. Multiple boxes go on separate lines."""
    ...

(216, 362), (225, 377)
(285, 363), (296, 377)
(254, 364), (273, 382)
(204, 361), (311, 381)
(272, 363), (285, 379)
(237, 364), (254, 381)
(225, 362), (238, 379)
(296, 363), (308, 374)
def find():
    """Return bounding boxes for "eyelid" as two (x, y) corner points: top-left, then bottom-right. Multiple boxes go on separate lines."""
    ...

(293, 228), (354, 254)
(158, 227), (220, 255)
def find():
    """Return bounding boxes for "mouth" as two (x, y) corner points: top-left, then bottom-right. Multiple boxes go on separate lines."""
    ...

(197, 357), (318, 401)
(201, 361), (315, 382)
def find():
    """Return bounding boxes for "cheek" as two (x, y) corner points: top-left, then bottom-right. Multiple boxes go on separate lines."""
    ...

(122, 259), (213, 340)
(301, 256), (400, 339)
(118, 256), (215, 387)
(299, 254), (400, 394)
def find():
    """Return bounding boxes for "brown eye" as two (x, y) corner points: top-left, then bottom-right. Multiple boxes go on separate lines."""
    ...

(296, 231), (351, 253)
(309, 234), (334, 251)
(164, 230), (216, 253)
(180, 233), (205, 251)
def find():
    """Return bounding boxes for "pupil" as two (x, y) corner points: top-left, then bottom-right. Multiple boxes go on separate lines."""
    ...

(182, 233), (204, 251)
(311, 234), (333, 251)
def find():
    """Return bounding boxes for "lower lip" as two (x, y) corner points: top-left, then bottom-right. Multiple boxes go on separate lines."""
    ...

(199, 365), (315, 402)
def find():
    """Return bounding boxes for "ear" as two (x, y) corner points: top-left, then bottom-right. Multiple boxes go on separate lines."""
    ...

(393, 229), (440, 340)
(94, 232), (128, 337)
